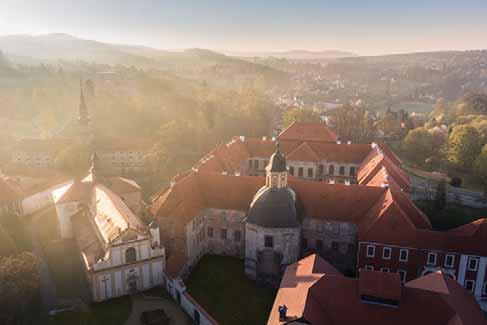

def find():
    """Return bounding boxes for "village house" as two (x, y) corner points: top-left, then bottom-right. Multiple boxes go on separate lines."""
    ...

(268, 254), (485, 324)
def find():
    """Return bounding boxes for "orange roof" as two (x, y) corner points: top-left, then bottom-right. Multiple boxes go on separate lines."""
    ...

(279, 122), (337, 142)
(269, 256), (486, 325)
(287, 142), (320, 162)
(358, 269), (402, 301)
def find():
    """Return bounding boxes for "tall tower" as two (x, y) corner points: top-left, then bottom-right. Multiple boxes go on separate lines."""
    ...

(245, 142), (300, 287)
(76, 80), (94, 144)
(78, 80), (90, 126)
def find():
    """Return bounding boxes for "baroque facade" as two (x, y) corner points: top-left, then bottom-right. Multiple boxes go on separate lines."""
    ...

(48, 154), (165, 301)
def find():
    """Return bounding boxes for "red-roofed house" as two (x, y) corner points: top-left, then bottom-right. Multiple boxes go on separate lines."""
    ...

(269, 254), (486, 325)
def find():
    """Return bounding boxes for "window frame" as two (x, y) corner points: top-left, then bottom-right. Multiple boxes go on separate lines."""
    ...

(444, 254), (455, 268)
(427, 252), (437, 266)
(298, 167), (304, 177)
(465, 280), (476, 293)
(234, 230), (241, 242)
(264, 235), (274, 248)
(289, 166), (295, 176)
(382, 247), (392, 260)
(220, 228), (227, 240)
(399, 249), (409, 262)
(366, 245), (375, 258)
(380, 267), (390, 272)
(316, 239), (323, 252)
(364, 265), (374, 271)
(398, 270), (407, 283)
(468, 257), (479, 271)
(339, 166), (345, 176)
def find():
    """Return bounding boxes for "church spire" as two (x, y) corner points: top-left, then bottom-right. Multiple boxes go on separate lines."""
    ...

(265, 141), (288, 189)
(89, 152), (100, 183)
(78, 79), (90, 125)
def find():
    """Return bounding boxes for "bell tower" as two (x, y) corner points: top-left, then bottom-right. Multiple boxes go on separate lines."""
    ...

(266, 142), (288, 189)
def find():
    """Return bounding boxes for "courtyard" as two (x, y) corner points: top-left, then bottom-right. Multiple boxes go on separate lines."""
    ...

(185, 255), (276, 325)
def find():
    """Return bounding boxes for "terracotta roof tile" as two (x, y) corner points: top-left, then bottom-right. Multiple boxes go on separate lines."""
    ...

(278, 122), (337, 142)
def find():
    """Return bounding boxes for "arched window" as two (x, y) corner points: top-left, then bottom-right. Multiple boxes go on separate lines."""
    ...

(328, 165), (335, 176)
(125, 247), (137, 263)
(339, 166), (345, 176)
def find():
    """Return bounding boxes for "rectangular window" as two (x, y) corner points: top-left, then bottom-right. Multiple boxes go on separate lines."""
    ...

(264, 235), (274, 248)
(382, 247), (392, 260)
(465, 280), (475, 292)
(468, 257), (479, 271)
(483, 282), (487, 296)
(234, 230), (241, 242)
(444, 254), (455, 268)
(316, 239), (323, 252)
(248, 160), (252, 169)
(349, 167), (356, 177)
(339, 166), (345, 176)
(380, 267), (390, 272)
(427, 252), (437, 266)
(289, 166), (295, 176)
(207, 227), (213, 238)
(332, 241), (339, 251)
(307, 168), (313, 178)
(302, 238), (308, 250)
(298, 167), (304, 177)
(220, 228), (227, 240)
(399, 249), (409, 262)
(254, 160), (260, 169)
(398, 270), (407, 283)
(319, 164), (324, 175)
(365, 265), (374, 271)
(366, 245), (375, 258)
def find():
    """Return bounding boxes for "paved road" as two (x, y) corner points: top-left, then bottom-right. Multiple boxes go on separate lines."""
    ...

(124, 294), (192, 325)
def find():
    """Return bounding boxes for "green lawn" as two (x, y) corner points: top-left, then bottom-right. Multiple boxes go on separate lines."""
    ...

(185, 255), (276, 325)
(47, 296), (132, 325)
(416, 200), (487, 230)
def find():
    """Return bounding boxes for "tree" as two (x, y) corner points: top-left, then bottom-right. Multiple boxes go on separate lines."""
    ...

(54, 143), (92, 177)
(448, 125), (482, 170)
(401, 127), (435, 166)
(434, 180), (447, 210)
(474, 145), (487, 197)
(0, 252), (40, 324)
(282, 107), (321, 128)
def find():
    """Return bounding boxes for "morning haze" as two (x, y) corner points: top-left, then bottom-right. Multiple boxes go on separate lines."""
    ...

(1, 2), (487, 325)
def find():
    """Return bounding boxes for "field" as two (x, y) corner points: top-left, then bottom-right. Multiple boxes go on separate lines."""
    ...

(185, 255), (276, 325)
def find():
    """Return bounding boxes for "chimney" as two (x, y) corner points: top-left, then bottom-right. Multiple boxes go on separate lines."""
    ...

(347, 140), (352, 145)
(329, 179), (335, 184)
(371, 142), (378, 149)
(337, 140), (341, 144)
(240, 136), (245, 142)
(345, 180), (351, 186)
(278, 305), (288, 321)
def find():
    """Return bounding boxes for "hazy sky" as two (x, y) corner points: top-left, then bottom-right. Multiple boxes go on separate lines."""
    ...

(0, 0), (486, 55)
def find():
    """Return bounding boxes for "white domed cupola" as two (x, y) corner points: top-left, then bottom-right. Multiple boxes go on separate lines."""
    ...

(266, 142), (288, 189)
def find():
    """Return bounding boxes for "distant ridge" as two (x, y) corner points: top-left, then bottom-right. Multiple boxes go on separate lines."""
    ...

(224, 49), (358, 60)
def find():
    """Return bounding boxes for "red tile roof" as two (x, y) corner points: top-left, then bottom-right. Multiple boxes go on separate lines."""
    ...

(358, 269), (402, 301)
(269, 255), (486, 325)
(278, 122), (337, 142)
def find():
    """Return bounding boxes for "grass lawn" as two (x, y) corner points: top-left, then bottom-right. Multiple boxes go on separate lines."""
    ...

(185, 255), (276, 325)
(416, 200), (487, 230)
(47, 296), (132, 325)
